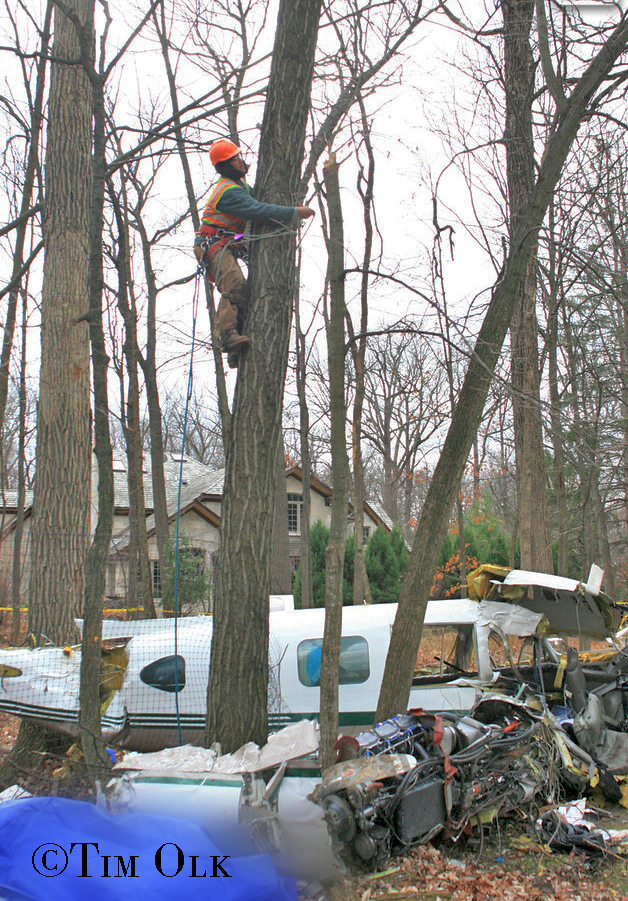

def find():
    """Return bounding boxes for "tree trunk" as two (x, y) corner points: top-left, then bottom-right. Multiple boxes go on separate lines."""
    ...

(29, 0), (93, 644)
(1, 0), (93, 791)
(206, 0), (322, 752)
(80, 16), (115, 777)
(457, 490), (467, 597)
(505, 0), (552, 573)
(295, 290), (314, 609)
(320, 155), (351, 770)
(110, 191), (155, 619)
(136, 220), (170, 578)
(351, 98), (374, 607)
(11, 290), (28, 644)
(545, 204), (569, 576)
(375, 13), (628, 723)
(591, 461), (615, 597)
(271, 437), (292, 593)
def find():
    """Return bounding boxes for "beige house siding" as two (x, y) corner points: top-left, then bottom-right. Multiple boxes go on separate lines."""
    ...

(0, 457), (392, 610)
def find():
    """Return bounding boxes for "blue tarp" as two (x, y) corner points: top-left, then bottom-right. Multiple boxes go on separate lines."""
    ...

(0, 796), (296, 901)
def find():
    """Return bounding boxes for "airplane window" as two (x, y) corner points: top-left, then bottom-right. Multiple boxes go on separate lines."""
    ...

(297, 636), (370, 687)
(140, 655), (185, 693)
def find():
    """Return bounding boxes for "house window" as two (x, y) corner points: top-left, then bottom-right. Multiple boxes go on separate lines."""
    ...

(152, 560), (162, 598)
(363, 526), (371, 543)
(181, 547), (204, 577)
(140, 655), (185, 693)
(297, 636), (370, 687)
(287, 493), (303, 534)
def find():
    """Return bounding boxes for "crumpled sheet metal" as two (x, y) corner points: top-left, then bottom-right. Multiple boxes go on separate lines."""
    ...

(310, 754), (417, 804)
(477, 600), (545, 637)
(114, 719), (320, 776)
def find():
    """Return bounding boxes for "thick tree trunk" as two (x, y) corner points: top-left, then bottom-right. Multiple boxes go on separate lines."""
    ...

(29, 0), (92, 644)
(206, 0), (322, 752)
(1, 0), (93, 791)
(320, 155), (351, 770)
(375, 13), (628, 722)
(505, 0), (552, 573)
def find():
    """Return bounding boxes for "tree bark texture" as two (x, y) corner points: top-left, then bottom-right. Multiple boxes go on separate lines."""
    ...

(11, 291), (28, 643)
(29, 0), (93, 645)
(80, 18), (115, 777)
(320, 156), (351, 770)
(136, 218), (170, 576)
(295, 294), (314, 609)
(505, 0), (553, 573)
(375, 12), (628, 723)
(206, 0), (322, 752)
(352, 102), (374, 606)
(271, 437), (292, 594)
(111, 194), (155, 618)
(544, 202), (569, 576)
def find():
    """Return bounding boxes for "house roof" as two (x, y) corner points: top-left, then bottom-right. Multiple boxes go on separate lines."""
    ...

(0, 455), (393, 544)
(111, 461), (225, 552)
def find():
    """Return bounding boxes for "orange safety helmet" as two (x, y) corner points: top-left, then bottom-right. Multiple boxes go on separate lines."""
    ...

(209, 138), (241, 166)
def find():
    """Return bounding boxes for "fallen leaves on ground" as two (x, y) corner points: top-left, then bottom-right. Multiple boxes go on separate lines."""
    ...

(334, 843), (625, 901)
(0, 711), (19, 750)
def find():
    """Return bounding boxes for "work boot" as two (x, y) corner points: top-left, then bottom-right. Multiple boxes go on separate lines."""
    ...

(222, 329), (251, 353)
(227, 351), (240, 369)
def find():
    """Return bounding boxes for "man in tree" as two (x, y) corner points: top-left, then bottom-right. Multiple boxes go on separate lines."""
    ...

(194, 138), (315, 368)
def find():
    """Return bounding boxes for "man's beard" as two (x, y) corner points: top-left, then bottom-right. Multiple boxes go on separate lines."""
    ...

(221, 160), (249, 180)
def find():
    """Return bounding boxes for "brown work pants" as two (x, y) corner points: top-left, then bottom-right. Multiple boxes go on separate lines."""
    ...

(195, 244), (248, 343)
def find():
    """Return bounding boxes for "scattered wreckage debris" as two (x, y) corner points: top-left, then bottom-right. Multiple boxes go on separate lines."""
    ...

(105, 698), (628, 878)
(4, 565), (628, 883)
(311, 700), (563, 872)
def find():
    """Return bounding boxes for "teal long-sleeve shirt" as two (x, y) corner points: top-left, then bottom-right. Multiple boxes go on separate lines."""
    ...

(217, 180), (299, 228)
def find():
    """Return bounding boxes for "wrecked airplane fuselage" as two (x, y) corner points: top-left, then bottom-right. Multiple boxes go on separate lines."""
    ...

(0, 567), (625, 760)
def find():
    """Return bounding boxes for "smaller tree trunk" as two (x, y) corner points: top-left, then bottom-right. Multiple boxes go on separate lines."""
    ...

(457, 491), (467, 597)
(11, 290), (28, 644)
(271, 437), (292, 593)
(295, 294), (314, 609)
(320, 155), (351, 770)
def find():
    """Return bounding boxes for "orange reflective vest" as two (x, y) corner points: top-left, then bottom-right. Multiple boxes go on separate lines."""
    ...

(197, 177), (251, 237)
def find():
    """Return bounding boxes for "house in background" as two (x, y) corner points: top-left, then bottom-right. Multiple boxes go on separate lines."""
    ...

(0, 455), (391, 609)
